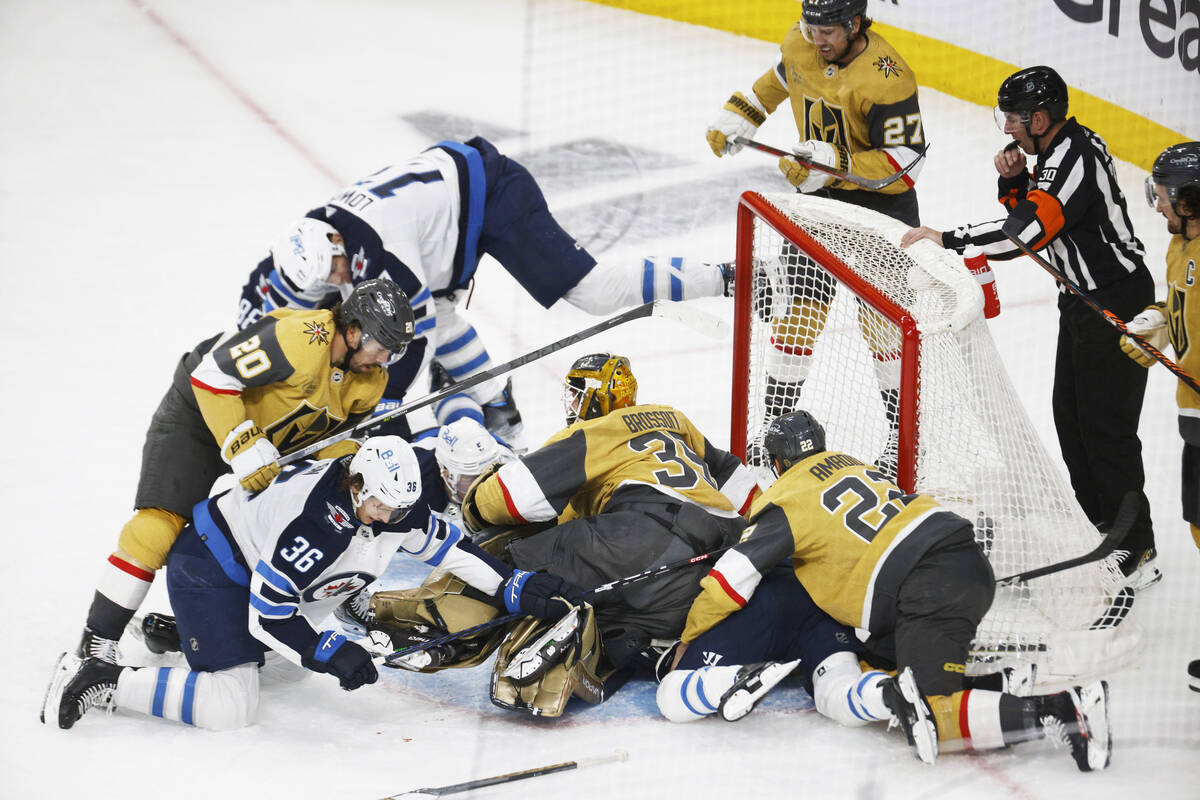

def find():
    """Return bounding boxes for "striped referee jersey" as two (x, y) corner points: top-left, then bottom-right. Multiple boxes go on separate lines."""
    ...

(942, 118), (1147, 291)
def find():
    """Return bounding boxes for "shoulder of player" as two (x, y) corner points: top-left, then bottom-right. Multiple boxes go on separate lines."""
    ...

(604, 404), (692, 434)
(292, 458), (361, 539)
(263, 308), (337, 365)
(853, 34), (918, 98)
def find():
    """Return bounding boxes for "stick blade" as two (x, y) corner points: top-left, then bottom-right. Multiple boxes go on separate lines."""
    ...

(651, 300), (730, 339)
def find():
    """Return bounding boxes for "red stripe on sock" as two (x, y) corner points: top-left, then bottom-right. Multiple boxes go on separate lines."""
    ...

(958, 689), (974, 751)
(709, 569), (747, 608)
(108, 554), (155, 583)
(768, 336), (811, 358)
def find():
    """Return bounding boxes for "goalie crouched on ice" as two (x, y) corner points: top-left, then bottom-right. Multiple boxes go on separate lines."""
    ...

(669, 410), (1113, 771)
(42, 436), (583, 731)
(376, 353), (760, 716)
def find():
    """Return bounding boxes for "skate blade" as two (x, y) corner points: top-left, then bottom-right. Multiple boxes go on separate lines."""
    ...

(502, 608), (580, 684)
(40, 652), (81, 726)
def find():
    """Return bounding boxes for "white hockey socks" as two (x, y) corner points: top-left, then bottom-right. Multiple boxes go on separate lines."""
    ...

(565, 257), (723, 314)
(656, 665), (741, 722)
(114, 663), (260, 731)
(811, 652), (891, 727)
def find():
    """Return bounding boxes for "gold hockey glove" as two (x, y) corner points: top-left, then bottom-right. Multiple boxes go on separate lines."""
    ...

(778, 140), (849, 193)
(707, 91), (767, 157)
(1119, 302), (1168, 368)
(460, 461), (503, 533)
(221, 420), (281, 491)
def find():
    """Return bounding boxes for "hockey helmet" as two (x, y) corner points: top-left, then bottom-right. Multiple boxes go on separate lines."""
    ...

(1146, 141), (1200, 218)
(801, 0), (868, 27)
(337, 278), (416, 361)
(763, 410), (827, 477)
(270, 218), (346, 296)
(562, 353), (638, 425)
(435, 418), (510, 504)
(349, 436), (422, 523)
(994, 66), (1069, 131)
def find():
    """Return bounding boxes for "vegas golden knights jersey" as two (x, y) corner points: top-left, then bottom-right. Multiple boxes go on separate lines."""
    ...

(750, 23), (924, 195)
(1167, 233), (1200, 441)
(185, 309), (387, 457)
(682, 450), (967, 643)
(472, 404), (760, 526)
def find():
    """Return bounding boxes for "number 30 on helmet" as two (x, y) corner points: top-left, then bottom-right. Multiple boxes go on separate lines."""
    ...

(562, 353), (638, 425)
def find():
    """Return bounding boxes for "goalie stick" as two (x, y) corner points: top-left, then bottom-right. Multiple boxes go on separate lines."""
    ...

(381, 546), (731, 667)
(281, 300), (729, 466)
(995, 492), (1136, 586)
(730, 135), (927, 190)
(381, 749), (628, 799)
(1004, 230), (1200, 396)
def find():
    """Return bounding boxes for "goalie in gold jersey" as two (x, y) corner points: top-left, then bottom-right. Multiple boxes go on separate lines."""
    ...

(461, 353), (760, 644)
(68, 278), (415, 666)
(707, 0), (926, 476)
(681, 410), (1114, 772)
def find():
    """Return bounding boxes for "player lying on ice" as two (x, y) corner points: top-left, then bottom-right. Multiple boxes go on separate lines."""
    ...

(657, 410), (1112, 771)
(358, 353), (763, 716)
(42, 436), (583, 731)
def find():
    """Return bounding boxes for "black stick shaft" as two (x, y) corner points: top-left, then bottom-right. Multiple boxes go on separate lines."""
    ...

(995, 492), (1136, 585)
(733, 136), (924, 190)
(419, 761), (579, 796)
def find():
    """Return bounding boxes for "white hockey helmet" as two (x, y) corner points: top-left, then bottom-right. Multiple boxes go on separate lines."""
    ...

(349, 436), (422, 522)
(270, 218), (346, 295)
(434, 419), (508, 503)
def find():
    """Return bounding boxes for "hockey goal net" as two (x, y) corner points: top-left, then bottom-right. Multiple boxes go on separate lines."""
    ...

(730, 191), (1139, 685)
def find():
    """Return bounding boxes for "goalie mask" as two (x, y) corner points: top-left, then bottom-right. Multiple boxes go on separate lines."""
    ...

(434, 418), (511, 504)
(349, 436), (421, 523)
(763, 410), (827, 477)
(562, 353), (638, 425)
(271, 218), (346, 297)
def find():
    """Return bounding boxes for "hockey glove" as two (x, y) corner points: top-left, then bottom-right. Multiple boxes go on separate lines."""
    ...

(496, 570), (587, 621)
(459, 462), (502, 533)
(778, 140), (848, 193)
(707, 91), (767, 157)
(221, 420), (281, 491)
(1119, 302), (1168, 368)
(301, 631), (378, 691)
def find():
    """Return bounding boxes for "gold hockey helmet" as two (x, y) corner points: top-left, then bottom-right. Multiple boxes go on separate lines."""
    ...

(562, 353), (638, 425)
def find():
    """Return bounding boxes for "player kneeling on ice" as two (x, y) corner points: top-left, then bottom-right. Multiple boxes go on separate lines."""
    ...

(42, 436), (582, 731)
(663, 410), (1112, 771)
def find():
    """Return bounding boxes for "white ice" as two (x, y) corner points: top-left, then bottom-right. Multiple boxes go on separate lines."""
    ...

(1, 1), (1196, 798)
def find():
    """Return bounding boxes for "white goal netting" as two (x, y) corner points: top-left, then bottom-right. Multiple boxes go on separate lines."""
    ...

(732, 192), (1141, 684)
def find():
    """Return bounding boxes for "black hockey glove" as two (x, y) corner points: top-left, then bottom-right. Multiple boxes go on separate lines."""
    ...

(496, 569), (588, 621)
(301, 631), (378, 691)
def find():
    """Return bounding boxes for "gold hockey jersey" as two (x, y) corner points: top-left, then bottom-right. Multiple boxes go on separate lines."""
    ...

(187, 309), (387, 457)
(750, 23), (924, 194)
(472, 404), (760, 526)
(1167, 233), (1200, 442)
(682, 450), (967, 643)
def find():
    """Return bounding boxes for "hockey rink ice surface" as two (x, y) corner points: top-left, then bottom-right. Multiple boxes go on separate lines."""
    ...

(3, 1), (1196, 798)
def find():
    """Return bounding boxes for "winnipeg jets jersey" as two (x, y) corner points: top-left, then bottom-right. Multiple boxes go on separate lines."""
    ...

(199, 456), (509, 668)
(472, 404), (760, 526)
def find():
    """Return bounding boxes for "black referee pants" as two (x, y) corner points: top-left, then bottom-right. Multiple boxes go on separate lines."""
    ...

(1053, 269), (1155, 551)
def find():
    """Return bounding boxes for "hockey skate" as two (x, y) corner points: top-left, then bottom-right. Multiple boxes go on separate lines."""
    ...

(501, 607), (582, 684)
(41, 653), (123, 729)
(378, 625), (485, 672)
(482, 378), (524, 442)
(75, 626), (122, 664)
(717, 659), (802, 721)
(333, 586), (374, 636)
(1038, 680), (1112, 771)
(1119, 546), (1162, 591)
(881, 667), (938, 765)
(1188, 659), (1200, 693)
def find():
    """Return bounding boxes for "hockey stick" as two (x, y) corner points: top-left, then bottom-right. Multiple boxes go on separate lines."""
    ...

(382, 749), (628, 799)
(381, 546), (731, 667)
(995, 492), (1136, 586)
(730, 135), (927, 190)
(1004, 231), (1200, 396)
(280, 300), (730, 466)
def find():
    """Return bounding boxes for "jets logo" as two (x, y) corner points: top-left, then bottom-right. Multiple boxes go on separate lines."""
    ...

(304, 321), (330, 346)
(874, 56), (902, 78)
(351, 247), (368, 280)
(325, 501), (355, 531)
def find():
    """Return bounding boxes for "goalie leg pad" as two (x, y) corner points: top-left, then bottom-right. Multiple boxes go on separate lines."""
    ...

(370, 570), (503, 672)
(491, 604), (603, 717)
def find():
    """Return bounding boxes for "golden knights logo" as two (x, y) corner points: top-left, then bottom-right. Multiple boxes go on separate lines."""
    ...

(803, 95), (849, 148)
(266, 400), (346, 453)
(1169, 284), (1189, 357)
(304, 321), (330, 346)
(874, 55), (902, 78)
